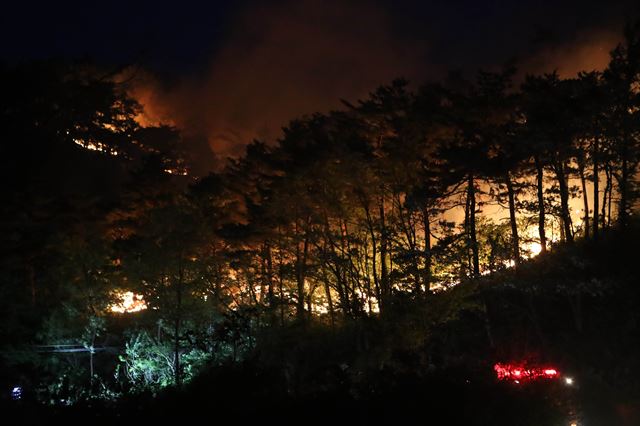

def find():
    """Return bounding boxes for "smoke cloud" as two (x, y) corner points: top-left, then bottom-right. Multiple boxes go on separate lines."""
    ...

(128, 1), (632, 174)
(521, 29), (621, 78)
(130, 0), (431, 170)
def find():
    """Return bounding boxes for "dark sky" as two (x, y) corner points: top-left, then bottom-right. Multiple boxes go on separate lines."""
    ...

(2, 0), (639, 170)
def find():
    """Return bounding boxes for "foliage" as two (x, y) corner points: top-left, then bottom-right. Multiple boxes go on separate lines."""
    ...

(118, 329), (211, 393)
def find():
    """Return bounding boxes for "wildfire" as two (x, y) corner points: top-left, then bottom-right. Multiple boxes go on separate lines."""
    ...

(110, 291), (147, 313)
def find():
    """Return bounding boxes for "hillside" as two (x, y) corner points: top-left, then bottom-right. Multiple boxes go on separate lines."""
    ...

(5, 225), (640, 425)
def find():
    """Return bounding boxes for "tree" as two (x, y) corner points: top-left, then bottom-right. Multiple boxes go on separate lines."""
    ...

(603, 20), (640, 228)
(118, 195), (212, 386)
(521, 73), (578, 244)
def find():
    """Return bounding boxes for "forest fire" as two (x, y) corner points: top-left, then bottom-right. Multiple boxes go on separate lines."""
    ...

(3, 3), (640, 423)
(494, 363), (561, 383)
(109, 291), (147, 313)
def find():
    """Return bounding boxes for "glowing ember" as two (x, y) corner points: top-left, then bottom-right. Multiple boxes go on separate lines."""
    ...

(110, 291), (147, 313)
(494, 363), (560, 382)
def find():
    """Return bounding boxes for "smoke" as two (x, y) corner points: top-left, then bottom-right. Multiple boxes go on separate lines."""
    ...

(130, 0), (431, 170)
(128, 0), (632, 174)
(521, 29), (621, 78)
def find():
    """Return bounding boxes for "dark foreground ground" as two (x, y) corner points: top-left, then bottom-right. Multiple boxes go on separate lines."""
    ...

(3, 362), (639, 425)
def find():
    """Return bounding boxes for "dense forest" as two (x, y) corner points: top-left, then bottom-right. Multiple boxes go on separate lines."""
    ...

(1, 20), (640, 425)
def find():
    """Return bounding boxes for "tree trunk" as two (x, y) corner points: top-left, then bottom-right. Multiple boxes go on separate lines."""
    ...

(607, 164), (613, 227)
(323, 216), (350, 315)
(334, 262), (349, 316)
(577, 154), (590, 239)
(379, 195), (390, 310)
(468, 175), (480, 277)
(619, 149), (629, 227)
(423, 205), (432, 294)
(341, 220), (358, 314)
(505, 172), (520, 265)
(555, 160), (573, 243)
(265, 244), (275, 324)
(602, 163), (611, 228)
(534, 156), (547, 253)
(321, 264), (335, 328)
(396, 193), (420, 296)
(306, 284), (315, 315)
(593, 138), (599, 240)
(278, 256), (285, 327)
(295, 230), (309, 321)
(464, 189), (473, 274)
(362, 201), (381, 305)
(89, 349), (94, 386)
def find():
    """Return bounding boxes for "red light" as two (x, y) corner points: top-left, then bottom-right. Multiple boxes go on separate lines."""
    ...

(494, 363), (561, 383)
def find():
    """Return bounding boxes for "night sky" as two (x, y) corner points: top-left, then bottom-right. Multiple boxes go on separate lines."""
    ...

(3, 0), (639, 169)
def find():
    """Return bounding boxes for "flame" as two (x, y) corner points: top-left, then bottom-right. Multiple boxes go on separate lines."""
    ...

(524, 241), (543, 258)
(110, 291), (147, 313)
(73, 138), (118, 156)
